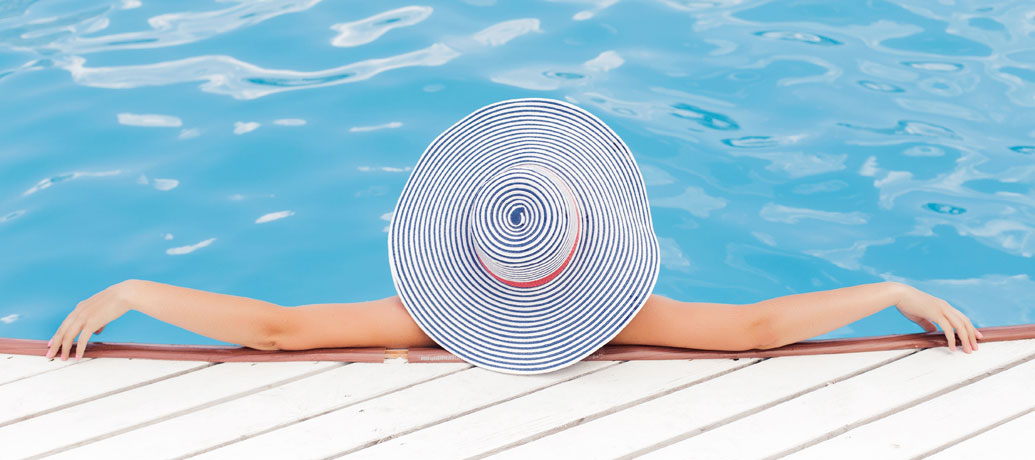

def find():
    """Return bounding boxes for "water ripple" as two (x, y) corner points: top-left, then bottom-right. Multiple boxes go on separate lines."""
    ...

(925, 202), (967, 215)
(838, 120), (959, 139)
(858, 80), (904, 92)
(58, 43), (461, 99)
(670, 102), (739, 130)
(22, 170), (121, 197)
(472, 18), (540, 47)
(759, 203), (869, 225)
(754, 30), (841, 46)
(722, 134), (805, 148)
(330, 6), (432, 48)
(49, 0), (321, 54)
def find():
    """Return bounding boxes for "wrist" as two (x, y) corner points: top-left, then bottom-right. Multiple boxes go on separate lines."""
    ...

(883, 281), (909, 306)
(117, 279), (147, 310)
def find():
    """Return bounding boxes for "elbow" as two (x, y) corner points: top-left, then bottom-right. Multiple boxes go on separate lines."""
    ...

(249, 340), (280, 351)
(746, 305), (779, 350)
(247, 325), (281, 351)
(250, 306), (288, 351)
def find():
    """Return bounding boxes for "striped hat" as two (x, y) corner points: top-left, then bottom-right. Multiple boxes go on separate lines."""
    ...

(388, 98), (660, 375)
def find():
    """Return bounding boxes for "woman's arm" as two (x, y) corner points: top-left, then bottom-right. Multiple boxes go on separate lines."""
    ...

(274, 296), (436, 350)
(611, 281), (982, 354)
(45, 279), (437, 361)
(46, 279), (284, 360)
(751, 281), (901, 350)
(749, 281), (980, 353)
(123, 279), (284, 351)
(608, 295), (766, 351)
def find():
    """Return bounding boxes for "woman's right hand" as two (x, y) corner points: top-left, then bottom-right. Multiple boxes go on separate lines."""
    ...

(893, 282), (983, 353)
(46, 279), (136, 361)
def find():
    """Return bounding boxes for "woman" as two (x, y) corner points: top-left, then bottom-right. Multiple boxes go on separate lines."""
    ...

(43, 99), (983, 369)
(45, 279), (981, 363)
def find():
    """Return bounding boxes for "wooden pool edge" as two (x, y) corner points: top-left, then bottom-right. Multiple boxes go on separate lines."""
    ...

(3, 324), (1034, 363)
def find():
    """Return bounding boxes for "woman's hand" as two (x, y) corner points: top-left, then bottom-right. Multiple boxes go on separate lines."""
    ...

(45, 279), (137, 361)
(893, 282), (983, 353)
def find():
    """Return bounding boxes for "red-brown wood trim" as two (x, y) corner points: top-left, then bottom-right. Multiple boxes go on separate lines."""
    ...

(407, 324), (1035, 363)
(2, 324), (1032, 364)
(0, 338), (386, 363)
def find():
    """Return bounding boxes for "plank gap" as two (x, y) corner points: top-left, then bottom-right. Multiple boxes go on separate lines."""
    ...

(327, 361), (627, 459)
(766, 348), (1035, 460)
(30, 362), (351, 459)
(0, 357), (96, 387)
(0, 362), (217, 429)
(176, 364), (474, 460)
(619, 349), (923, 460)
(915, 404), (1035, 460)
(466, 358), (766, 460)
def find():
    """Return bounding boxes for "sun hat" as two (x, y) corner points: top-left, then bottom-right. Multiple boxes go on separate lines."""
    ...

(388, 97), (660, 375)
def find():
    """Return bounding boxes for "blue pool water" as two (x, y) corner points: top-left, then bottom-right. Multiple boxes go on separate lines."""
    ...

(1, 0), (1033, 346)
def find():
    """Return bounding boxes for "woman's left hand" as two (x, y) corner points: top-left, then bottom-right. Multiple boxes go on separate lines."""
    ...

(46, 280), (136, 361)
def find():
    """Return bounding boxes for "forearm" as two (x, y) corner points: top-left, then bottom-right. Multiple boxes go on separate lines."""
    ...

(753, 281), (904, 349)
(125, 279), (282, 350)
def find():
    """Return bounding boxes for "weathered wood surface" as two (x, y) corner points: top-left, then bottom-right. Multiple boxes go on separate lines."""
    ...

(2, 337), (1033, 460)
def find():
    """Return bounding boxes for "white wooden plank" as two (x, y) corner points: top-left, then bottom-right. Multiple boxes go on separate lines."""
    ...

(0, 357), (209, 427)
(634, 338), (1035, 460)
(925, 409), (1035, 460)
(49, 362), (471, 460)
(189, 360), (620, 460)
(340, 358), (763, 460)
(483, 349), (914, 460)
(0, 360), (340, 459)
(0, 354), (86, 386)
(782, 357), (1035, 460)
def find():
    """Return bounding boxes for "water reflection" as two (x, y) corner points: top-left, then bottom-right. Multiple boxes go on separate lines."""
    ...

(1, 0), (1034, 340)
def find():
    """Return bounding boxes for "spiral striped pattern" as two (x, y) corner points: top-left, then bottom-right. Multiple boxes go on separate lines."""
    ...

(470, 164), (580, 288)
(388, 98), (660, 375)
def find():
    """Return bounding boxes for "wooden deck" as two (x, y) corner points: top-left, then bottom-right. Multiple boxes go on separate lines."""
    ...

(2, 337), (1034, 459)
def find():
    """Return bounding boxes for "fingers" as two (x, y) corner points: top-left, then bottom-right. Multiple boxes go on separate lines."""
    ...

(935, 316), (957, 353)
(941, 299), (979, 353)
(46, 311), (77, 359)
(75, 327), (94, 361)
(951, 310), (980, 352)
(944, 313), (972, 354)
(58, 315), (89, 361)
(60, 321), (77, 361)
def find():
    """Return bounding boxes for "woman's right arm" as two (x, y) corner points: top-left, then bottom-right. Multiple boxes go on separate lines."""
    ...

(47, 279), (285, 361)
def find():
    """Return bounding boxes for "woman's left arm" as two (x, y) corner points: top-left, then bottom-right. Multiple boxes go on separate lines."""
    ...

(752, 281), (982, 353)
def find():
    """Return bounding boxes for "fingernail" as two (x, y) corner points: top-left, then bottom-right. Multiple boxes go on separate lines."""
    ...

(48, 339), (52, 347)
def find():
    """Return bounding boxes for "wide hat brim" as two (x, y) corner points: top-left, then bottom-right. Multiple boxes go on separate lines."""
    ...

(388, 98), (660, 375)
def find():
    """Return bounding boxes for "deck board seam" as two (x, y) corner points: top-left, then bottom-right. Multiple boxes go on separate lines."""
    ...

(463, 358), (768, 460)
(176, 364), (475, 460)
(0, 361), (217, 429)
(764, 348), (1035, 460)
(914, 404), (1035, 460)
(616, 349), (923, 460)
(323, 361), (628, 460)
(0, 357), (96, 387)
(26, 362), (351, 459)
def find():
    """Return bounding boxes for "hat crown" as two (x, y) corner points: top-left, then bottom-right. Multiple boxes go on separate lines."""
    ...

(469, 162), (579, 288)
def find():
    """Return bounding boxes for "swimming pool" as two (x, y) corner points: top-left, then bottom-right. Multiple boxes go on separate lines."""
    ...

(1, 0), (1032, 346)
